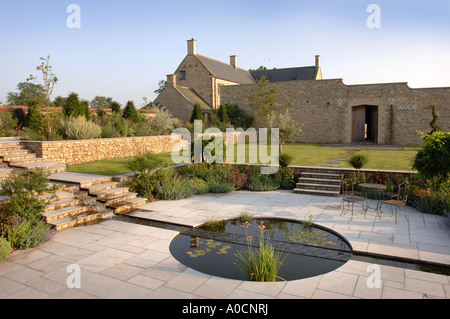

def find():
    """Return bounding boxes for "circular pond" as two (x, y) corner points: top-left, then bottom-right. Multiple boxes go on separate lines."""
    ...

(169, 218), (353, 281)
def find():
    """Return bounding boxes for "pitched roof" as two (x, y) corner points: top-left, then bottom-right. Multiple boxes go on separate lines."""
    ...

(195, 54), (255, 85)
(250, 66), (319, 82)
(175, 86), (212, 112)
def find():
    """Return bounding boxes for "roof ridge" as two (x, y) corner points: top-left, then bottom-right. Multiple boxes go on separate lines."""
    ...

(195, 54), (249, 72)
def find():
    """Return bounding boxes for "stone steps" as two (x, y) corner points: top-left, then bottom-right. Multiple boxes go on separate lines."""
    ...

(44, 174), (148, 227)
(0, 141), (66, 175)
(294, 169), (343, 197)
(113, 197), (148, 215)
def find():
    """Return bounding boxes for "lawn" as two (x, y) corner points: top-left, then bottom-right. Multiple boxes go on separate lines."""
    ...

(67, 143), (418, 176)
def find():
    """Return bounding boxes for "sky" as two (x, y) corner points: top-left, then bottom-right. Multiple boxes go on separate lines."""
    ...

(1, 0), (450, 108)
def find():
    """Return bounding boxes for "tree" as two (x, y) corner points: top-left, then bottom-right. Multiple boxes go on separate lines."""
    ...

(190, 103), (204, 123)
(24, 99), (43, 133)
(429, 105), (443, 134)
(26, 55), (58, 138)
(413, 131), (450, 186)
(53, 95), (67, 107)
(6, 82), (46, 106)
(122, 100), (139, 122)
(80, 99), (90, 119)
(63, 93), (86, 118)
(217, 104), (229, 124)
(267, 109), (298, 154)
(154, 79), (167, 94)
(223, 103), (254, 129)
(248, 66), (268, 72)
(90, 96), (113, 109)
(110, 101), (121, 113)
(247, 76), (283, 127)
(27, 55), (58, 107)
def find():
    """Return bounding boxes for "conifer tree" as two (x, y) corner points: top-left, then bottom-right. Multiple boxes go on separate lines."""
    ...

(190, 103), (203, 123)
(63, 92), (83, 118)
(24, 98), (43, 133)
(217, 104), (229, 123)
(122, 100), (139, 122)
(110, 101), (121, 113)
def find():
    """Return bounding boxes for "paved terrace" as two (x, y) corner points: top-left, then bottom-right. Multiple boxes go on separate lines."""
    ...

(0, 184), (449, 299)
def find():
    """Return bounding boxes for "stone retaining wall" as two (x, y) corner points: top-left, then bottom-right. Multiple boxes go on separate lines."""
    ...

(21, 135), (183, 165)
(21, 132), (244, 166)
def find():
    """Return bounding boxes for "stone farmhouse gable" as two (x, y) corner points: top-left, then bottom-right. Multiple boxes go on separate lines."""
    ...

(154, 38), (321, 120)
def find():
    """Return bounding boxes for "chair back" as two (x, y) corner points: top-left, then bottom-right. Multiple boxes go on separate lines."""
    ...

(397, 182), (410, 203)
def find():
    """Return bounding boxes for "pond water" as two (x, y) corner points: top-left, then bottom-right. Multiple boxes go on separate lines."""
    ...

(169, 218), (353, 281)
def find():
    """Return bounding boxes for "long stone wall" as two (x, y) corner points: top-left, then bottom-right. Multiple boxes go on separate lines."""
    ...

(21, 132), (244, 166)
(21, 135), (183, 165)
(220, 79), (450, 145)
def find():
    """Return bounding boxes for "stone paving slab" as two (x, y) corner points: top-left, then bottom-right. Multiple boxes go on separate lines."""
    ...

(0, 190), (449, 300)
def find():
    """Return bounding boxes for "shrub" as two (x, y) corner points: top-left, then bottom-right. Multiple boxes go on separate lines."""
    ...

(226, 167), (249, 190)
(191, 136), (227, 163)
(127, 153), (167, 173)
(155, 176), (194, 200)
(409, 186), (450, 215)
(0, 112), (19, 137)
(413, 131), (450, 185)
(0, 170), (58, 250)
(247, 173), (280, 192)
(279, 153), (292, 168)
(152, 107), (175, 135)
(0, 237), (11, 261)
(60, 116), (102, 140)
(189, 177), (209, 194)
(276, 167), (296, 189)
(6, 217), (55, 250)
(0, 170), (58, 222)
(207, 179), (235, 193)
(347, 152), (368, 170)
(127, 159), (170, 200)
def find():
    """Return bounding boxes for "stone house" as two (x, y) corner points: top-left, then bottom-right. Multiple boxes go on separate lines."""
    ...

(154, 39), (450, 145)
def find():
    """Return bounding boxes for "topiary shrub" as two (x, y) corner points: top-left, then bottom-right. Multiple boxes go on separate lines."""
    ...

(60, 116), (102, 140)
(347, 152), (368, 170)
(0, 237), (11, 261)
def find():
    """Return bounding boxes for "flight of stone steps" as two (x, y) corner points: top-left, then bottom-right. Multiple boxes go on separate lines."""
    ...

(43, 173), (148, 230)
(0, 140), (65, 180)
(0, 140), (148, 230)
(293, 168), (344, 197)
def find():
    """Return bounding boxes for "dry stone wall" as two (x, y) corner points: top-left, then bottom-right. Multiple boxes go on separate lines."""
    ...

(22, 135), (183, 165)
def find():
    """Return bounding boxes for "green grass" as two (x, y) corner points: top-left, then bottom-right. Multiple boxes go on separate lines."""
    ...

(67, 153), (174, 176)
(67, 143), (419, 176)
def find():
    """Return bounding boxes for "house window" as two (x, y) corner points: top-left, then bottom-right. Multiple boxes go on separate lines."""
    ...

(180, 70), (186, 80)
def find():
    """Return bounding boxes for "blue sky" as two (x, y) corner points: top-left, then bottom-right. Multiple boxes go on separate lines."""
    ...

(1, 0), (450, 107)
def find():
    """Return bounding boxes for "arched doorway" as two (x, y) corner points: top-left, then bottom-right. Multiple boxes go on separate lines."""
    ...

(352, 105), (378, 143)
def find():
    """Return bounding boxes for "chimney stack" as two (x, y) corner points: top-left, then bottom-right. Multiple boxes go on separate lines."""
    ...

(187, 38), (197, 55)
(230, 55), (238, 69)
(167, 74), (177, 87)
(315, 55), (321, 68)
